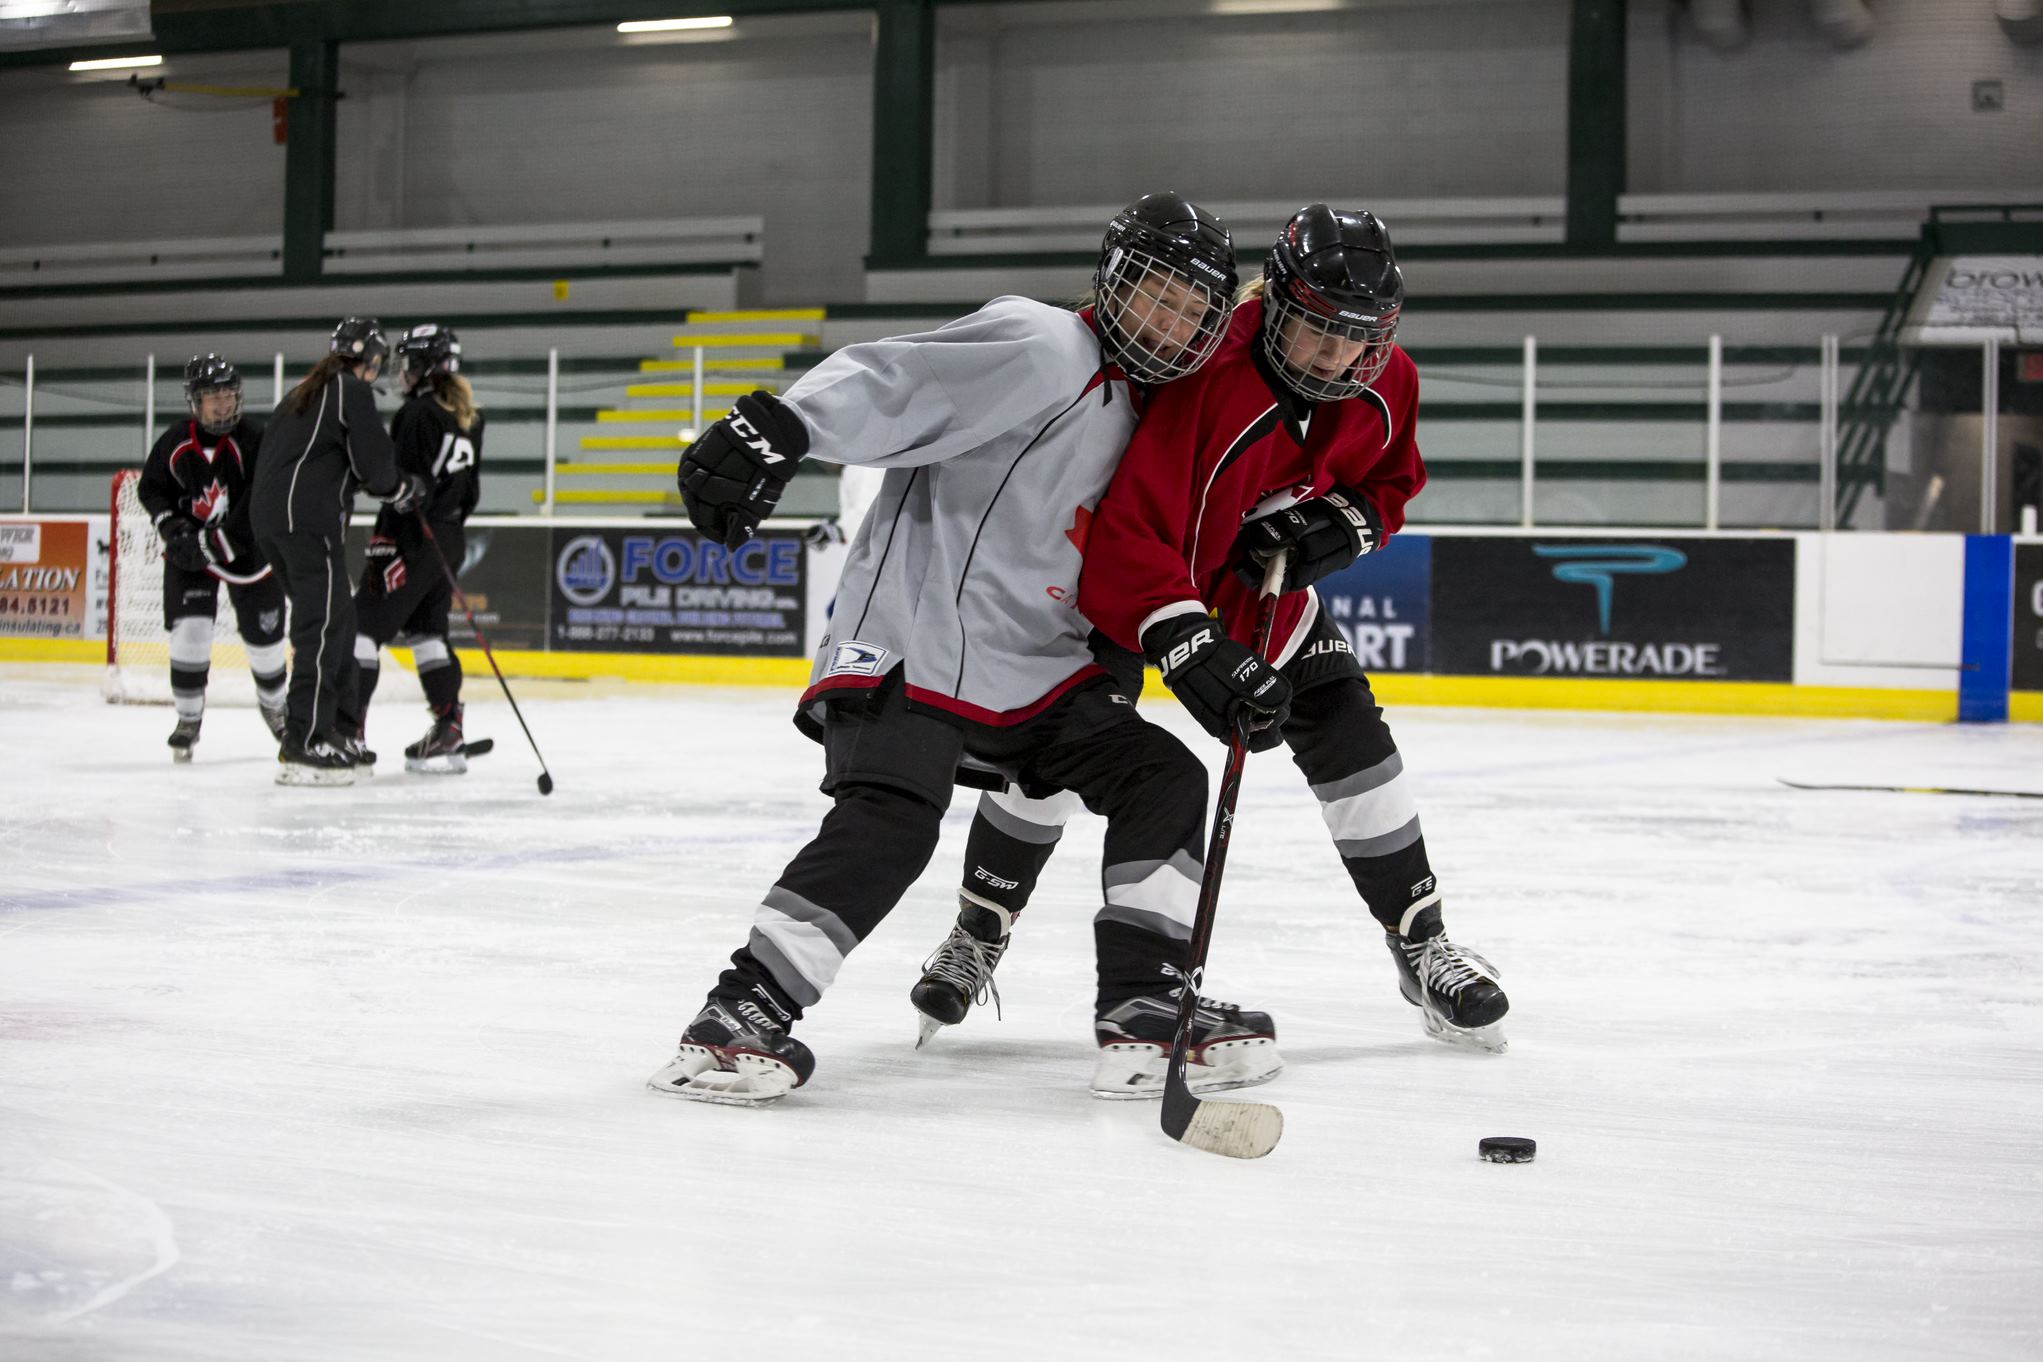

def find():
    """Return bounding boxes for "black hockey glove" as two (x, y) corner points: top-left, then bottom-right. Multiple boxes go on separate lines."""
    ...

(160, 519), (208, 573)
(1234, 487), (1384, 595)
(1142, 613), (1293, 753)
(677, 391), (809, 549)
(380, 472), (431, 516)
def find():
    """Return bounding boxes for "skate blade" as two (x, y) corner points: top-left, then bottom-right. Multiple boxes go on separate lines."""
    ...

(1420, 1010), (1509, 1053)
(171, 748), (193, 764)
(275, 765), (352, 787)
(914, 1013), (947, 1050)
(645, 1047), (799, 1107)
(1090, 1037), (1283, 1101)
(404, 752), (468, 775)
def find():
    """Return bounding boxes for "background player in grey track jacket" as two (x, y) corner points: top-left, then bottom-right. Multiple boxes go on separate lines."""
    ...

(649, 193), (1275, 1107)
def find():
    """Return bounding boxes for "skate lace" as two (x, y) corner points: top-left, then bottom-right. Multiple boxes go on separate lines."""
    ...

(1408, 937), (1500, 997)
(921, 927), (1005, 1019)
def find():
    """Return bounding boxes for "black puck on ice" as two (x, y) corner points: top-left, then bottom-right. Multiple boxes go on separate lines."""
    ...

(1478, 1136), (1536, 1164)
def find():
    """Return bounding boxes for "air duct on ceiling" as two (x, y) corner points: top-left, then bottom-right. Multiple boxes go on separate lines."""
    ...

(1808, 0), (1875, 49)
(1687, 0), (1751, 51)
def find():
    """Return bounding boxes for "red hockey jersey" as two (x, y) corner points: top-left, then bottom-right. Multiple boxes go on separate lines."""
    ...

(1077, 297), (1426, 663)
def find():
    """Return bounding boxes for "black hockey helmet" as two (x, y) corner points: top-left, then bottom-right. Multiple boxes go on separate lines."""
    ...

(1259, 205), (1404, 402)
(1092, 191), (1238, 386)
(329, 316), (390, 369)
(395, 322), (462, 392)
(183, 353), (242, 436)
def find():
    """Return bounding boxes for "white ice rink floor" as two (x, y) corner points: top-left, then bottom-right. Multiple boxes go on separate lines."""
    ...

(3, 663), (2040, 1362)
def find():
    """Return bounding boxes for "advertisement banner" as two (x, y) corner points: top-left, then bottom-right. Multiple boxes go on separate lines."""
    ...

(549, 527), (807, 656)
(1313, 534), (1431, 673)
(0, 518), (98, 640)
(344, 522), (552, 653)
(1431, 536), (1795, 682)
(2015, 543), (2043, 693)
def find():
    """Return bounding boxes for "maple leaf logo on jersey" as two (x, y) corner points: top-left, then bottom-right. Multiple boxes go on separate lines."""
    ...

(190, 480), (229, 524)
(1065, 504), (1094, 554)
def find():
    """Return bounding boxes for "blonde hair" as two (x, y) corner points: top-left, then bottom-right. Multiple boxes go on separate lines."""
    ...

(431, 372), (480, 433)
(1234, 276), (1268, 306)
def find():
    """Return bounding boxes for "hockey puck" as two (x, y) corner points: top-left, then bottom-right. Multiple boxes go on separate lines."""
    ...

(1478, 1136), (1536, 1164)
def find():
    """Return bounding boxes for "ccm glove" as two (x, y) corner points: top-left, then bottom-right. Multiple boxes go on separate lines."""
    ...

(1142, 613), (1293, 753)
(160, 519), (208, 573)
(1234, 487), (1384, 595)
(380, 472), (431, 516)
(676, 391), (810, 549)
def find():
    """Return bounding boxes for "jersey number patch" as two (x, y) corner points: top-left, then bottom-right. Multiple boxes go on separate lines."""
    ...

(432, 434), (477, 479)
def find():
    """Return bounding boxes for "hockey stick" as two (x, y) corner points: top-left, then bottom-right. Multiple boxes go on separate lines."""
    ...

(1778, 778), (2043, 800)
(1160, 552), (1288, 1161)
(414, 511), (555, 796)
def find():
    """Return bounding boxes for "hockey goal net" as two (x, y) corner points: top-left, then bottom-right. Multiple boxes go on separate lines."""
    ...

(104, 468), (263, 705)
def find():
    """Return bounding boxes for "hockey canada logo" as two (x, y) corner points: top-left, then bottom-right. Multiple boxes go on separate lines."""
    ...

(555, 535), (616, 607)
(826, 640), (888, 677)
(190, 479), (229, 524)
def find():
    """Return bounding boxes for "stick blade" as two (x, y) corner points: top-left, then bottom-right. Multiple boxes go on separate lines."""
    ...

(1173, 1096), (1284, 1160)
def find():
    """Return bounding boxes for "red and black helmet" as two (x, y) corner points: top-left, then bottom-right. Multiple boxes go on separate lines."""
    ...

(1260, 205), (1404, 402)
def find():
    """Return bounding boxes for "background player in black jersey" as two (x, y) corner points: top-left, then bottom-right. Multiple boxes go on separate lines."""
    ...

(351, 324), (485, 773)
(250, 318), (427, 786)
(137, 355), (288, 759)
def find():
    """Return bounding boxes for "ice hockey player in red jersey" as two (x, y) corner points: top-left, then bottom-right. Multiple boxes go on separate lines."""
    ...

(913, 205), (1510, 1053)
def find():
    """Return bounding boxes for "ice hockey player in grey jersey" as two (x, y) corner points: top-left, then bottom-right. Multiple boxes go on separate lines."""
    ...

(648, 193), (1286, 1106)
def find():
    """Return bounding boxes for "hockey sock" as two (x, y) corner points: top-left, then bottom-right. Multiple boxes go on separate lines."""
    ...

(959, 786), (1082, 919)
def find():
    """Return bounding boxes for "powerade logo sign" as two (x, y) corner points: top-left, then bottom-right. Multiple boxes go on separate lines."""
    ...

(1489, 544), (1722, 676)
(1432, 537), (1794, 683)
(549, 528), (807, 657)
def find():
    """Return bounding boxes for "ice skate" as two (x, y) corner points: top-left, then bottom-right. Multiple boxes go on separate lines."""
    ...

(275, 731), (354, 787)
(1387, 904), (1509, 1053)
(909, 901), (1010, 1048)
(404, 704), (468, 775)
(258, 698), (287, 743)
(338, 733), (375, 777)
(647, 998), (816, 1107)
(167, 716), (201, 762)
(1091, 990), (1282, 1100)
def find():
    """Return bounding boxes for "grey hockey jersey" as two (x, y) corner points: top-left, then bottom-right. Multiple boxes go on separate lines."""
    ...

(789, 296), (1138, 727)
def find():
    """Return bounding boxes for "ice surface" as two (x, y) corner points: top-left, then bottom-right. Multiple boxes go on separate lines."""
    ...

(3, 664), (2040, 1361)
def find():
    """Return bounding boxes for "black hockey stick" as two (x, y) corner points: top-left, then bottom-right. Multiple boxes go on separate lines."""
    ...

(414, 511), (555, 796)
(1778, 778), (2043, 799)
(1161, 553), (1288, 1161)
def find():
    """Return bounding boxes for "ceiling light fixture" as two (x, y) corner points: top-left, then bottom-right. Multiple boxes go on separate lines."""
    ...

(617, 16), (733, 33)
(67, 54), (163, 71)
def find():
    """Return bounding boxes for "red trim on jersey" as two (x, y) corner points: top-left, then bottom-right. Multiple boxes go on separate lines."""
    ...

(904, 663), (1106, 728)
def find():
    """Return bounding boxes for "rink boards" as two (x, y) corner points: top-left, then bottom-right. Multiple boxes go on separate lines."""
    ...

(3, 513), (2040, 722)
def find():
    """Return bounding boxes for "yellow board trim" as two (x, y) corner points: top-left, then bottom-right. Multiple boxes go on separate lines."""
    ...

(447, 647), (811, 687)
(685, 308), (826, 324)
(0, 638), (103, 663)
(1367, 674), (1960, 721)
(670, 333), (819, 349)
(2013, 691), (2043, 723)
(580, 435), (690, 451)
(639, 358), (785, 372)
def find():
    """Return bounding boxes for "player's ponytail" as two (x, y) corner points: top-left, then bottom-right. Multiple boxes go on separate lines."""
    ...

(286, 354), (350, 415)
(432, 372), (480, 433)
(1234, 276), (1267, 307)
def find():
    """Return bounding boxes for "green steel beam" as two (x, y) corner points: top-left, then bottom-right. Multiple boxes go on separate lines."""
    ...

(867, 0), (935, 269)
(1565, 0), (1626, 247)
(281, 40), (338, 283)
